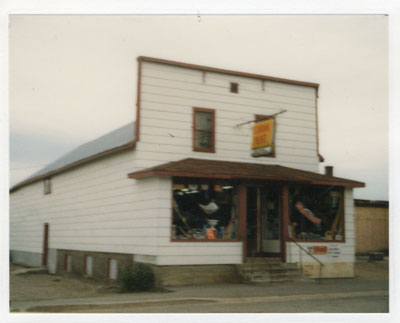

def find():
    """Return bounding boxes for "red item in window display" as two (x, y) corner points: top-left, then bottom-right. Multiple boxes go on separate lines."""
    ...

(295, 202), (321, 225)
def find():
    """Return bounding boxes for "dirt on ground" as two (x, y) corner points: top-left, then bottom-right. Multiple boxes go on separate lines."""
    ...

(354, 258), (389, 280)
(9, 258), (389, 302)
(9, 264), (117, 302)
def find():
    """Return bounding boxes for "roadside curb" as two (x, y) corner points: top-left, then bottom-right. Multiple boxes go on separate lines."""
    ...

(12, 290), (388, 313)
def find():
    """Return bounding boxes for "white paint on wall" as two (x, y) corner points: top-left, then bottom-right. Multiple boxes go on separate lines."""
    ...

(135, 61), (319, 173)
(9, 60), (357, 267)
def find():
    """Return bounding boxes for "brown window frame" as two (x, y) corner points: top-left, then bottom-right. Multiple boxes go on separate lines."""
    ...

(254, 114), (276, 158)
(44, 178), (51, 195)
(289, 185), (346, 243)
(193, 107), (216, 153)
(230, 82), (239, 93)
(170, 177), (241, 243)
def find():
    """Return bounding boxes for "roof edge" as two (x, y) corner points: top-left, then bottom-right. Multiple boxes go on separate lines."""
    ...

(138, 56), (320, 89)
(127, 158), (365, 188)
(10, 140), (137, 193)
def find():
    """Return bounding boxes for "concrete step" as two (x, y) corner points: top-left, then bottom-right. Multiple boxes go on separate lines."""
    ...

(235, 260), (307, 284)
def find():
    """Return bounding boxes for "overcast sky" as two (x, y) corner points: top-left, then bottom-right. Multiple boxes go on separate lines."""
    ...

(8, 15), (388, 200)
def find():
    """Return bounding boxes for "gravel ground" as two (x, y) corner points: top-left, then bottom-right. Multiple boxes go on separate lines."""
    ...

(9, 258), (389, 302)
(354, 257), (389, 280)
(9, 264), (118, 302)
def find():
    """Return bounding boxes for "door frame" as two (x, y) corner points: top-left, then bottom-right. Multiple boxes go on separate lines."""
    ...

(241, 183), (286, 262)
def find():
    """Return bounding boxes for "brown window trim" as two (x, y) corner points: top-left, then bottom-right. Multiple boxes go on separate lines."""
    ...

(290, 239), (345, 243)
(230, 82), (239, 93)
(44, 178), (51, 195)
(171, 238), (241, 242)
(170, 178), (240, 242)
(254, 114), (276, 158)
(289, 186), (345, 243)
(193, 107), (216, 153)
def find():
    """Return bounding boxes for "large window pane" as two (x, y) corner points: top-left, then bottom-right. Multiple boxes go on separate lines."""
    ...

(194, 131), (212, 149)
(289, 185), (344, 241)
(172, 181), (238, 240)
(195, 111), (213, 130)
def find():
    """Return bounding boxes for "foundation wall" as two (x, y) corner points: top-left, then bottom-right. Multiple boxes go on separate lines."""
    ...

(300, 262), (354, 278)
(56, 249), (134, 282)
(153, 264), (240, 287)
(10, 249), (42, 267)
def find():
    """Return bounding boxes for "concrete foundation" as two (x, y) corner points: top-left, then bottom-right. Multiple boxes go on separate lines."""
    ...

(10, 248), (355, 285)
(301, 262), (354, 278)
(153, 264), (241, 287)
(10, 250), (42, 267)
(56, 249), (134, 281)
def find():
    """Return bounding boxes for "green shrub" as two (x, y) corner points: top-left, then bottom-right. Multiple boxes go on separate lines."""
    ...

(120, 263), (155, 292)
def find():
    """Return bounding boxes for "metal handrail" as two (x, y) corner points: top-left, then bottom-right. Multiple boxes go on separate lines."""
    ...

(289, 237), (324, 282)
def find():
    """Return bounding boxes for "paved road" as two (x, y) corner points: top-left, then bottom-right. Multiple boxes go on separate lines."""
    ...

(69, 294), (388, 313)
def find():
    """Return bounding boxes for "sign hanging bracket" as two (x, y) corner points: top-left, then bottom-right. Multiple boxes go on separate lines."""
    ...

(235, 109), (287, 127)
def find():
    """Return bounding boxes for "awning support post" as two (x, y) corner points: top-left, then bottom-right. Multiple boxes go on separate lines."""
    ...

(239, 183), (247, 263)
(281, 184), (290, 263)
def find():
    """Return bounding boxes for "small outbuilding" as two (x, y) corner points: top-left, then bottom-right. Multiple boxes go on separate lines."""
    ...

(354, 199), (389, 255)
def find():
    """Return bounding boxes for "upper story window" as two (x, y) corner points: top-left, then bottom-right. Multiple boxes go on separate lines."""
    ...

(44, 178), (51, 195)
(193, 107), (215, 153)
(230, 82), (239, 93)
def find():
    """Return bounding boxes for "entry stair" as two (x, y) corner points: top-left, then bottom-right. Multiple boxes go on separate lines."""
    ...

(236, 257), (309, 284)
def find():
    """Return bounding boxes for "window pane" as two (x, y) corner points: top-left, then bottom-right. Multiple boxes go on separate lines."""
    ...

(289, 185), (343, 241)
(172, 182), (238, 240)
(194, 131), (212, 149)
(109, 259), (118, 280)
(85, 256), (93, 276)
(195, 111), (213, 131)
(65, 254), (72, 272)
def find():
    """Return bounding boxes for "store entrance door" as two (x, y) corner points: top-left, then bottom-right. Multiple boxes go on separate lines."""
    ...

(246, 186), (281, 258)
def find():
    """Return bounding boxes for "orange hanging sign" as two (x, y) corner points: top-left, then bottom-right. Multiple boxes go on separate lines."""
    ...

(252, 119), (274, 150)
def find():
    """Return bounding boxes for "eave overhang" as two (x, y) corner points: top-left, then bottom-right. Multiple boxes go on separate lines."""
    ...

(127, 158), (365, 188)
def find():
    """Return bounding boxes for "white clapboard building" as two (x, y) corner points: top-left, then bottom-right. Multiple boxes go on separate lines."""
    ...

(10, 57), (364, 285)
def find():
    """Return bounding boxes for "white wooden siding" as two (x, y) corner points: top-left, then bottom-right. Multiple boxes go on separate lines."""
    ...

(134, 61), (319, 174)
(10, 150), (162, 256)
(286, 188), (355, 264)
(10, 60), (327, 267)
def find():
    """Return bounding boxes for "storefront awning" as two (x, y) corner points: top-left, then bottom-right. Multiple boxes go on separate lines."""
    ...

(127, 158), (365, 188)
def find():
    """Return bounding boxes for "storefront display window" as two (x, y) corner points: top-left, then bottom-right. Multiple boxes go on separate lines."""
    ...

(289, 185), (344, 242)
(172, 180), (238, 240)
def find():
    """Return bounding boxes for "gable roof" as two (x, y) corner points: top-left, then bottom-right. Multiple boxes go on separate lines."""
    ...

(128, 158), (365, 188)
(11, 122), (136, 192)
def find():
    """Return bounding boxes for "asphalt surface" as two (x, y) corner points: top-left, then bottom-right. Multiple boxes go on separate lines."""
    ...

(9, 258), (389, 313)
(69, 294), (389, 313)
(11, 278), (389, 313)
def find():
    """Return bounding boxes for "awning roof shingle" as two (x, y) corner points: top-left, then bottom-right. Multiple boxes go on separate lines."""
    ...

(128, 158), (365, 188)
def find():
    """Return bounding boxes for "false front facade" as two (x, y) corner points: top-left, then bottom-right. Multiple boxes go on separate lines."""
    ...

(10, 57), (364, 285)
